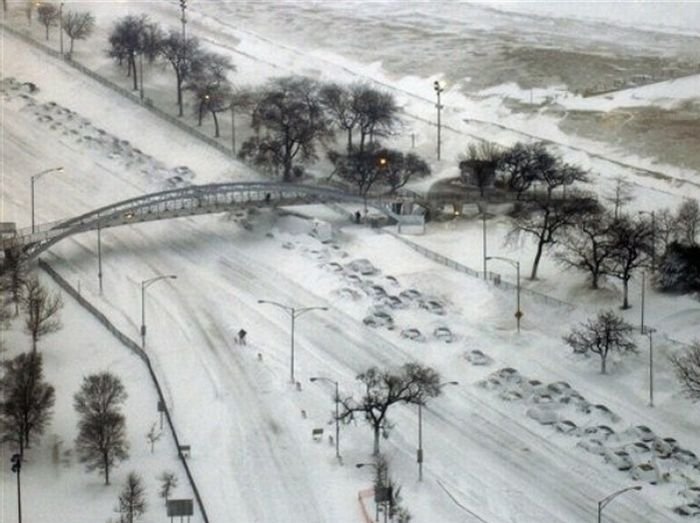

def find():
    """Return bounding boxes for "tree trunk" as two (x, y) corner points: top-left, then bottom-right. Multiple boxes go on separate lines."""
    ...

(45, 25), (49, 40)
(600, 354), (607, 374)
(69, 38), (75, 56)
(198, 102), (204, 126)
(212, 111), (220, 137)
(372, 425), (381, 456)
(283, 157), (292, 182)
(32, 333), (37, 353)
(622, 277), (630, 309)
(176, 72), (183, 117)
(591, 272), (599, 290)
(530, 239), (545, 280)
(347, 128), (352, 153)
(104, 452), (110, 485)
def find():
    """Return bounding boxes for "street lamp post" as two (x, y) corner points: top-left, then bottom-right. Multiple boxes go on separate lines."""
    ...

(486, 256), (521, 333)
(433, 80), (444, 161)
(179, 0), (187, 42)
(139, 51), (144, 101)
(258, 300), (327, 384)
(639, 210), (656, 272)
(640, 271), (646, 334)
(97, 217), (103, 295)
(597, 485), (642, 523)
(140, 275), (177, 350)
(31, 166), (64, 233)
(646, 327), (657, 407)
(309, 376), (341, 461)
(417, 381), (458, 482)
(11, 453), (22, 523)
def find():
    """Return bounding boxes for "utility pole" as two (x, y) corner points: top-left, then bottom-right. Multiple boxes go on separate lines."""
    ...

(433, 80), (444, 161)
(11, 453), (22, 523)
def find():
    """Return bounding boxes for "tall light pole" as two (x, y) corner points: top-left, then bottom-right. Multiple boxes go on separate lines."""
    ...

(31, 166), (64, 233)
(639, 210), (656, 272)
(11, 453), (22, 523)
(433, 80), (444, 161)
(486, 255), (522, 333)
(417, 381), (458, 482)
(646, 327), (657, 407)
(597, 485), (642, 523)
(97, 217), (103, 295)
(258, 300), (327, 384)
(139, 51), (144, 101)
(140, 275), (177, 350)
(309, 376), (341, 461)
(640, 271), (646, 334)
(179, 0), (187, 42)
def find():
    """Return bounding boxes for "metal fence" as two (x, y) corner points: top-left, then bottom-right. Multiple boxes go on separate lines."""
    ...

(39, 259), (210, 523)
(382, 229), (574, 309)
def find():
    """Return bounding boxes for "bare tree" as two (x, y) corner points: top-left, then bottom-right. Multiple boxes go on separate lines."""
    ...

(159, 31), (202, 116)
(2, 252), (27, 316)
(240, 76), (333, 181)
(604, 176), (634, 219)
(108, 14), (149, 91)
(61, 10), (95, 57)
(330, 144), (429, 203)
(459, 142), (503, 197)
(158, 471), (178, 504)
(37, 3), (60, 40)
(654, 208), (677, 253)
(606, 214), (652, 309)
(320, 82), (360, 153)
(670, 342), (700, 400)
(0, 352), (55, 458)
(117, 472), (147, 523)
(352, 84), (400, 152)
(146, 422), (161, 453)
(186, 51), (235, 135)
(23, 0), (34, 24)
(563, 310), (636, 374)
(22, 277), (63, 352)
(676, 199), (700, 246)
(496, 142), (546, 199)
(555, 206), (613, 289)
(74, 372), (129, 485)
(510, 190), (598, 280)
(339, 363), (441, 455)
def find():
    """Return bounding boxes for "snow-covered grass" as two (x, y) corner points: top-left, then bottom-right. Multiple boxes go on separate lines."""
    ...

(2, 2), (700, 522)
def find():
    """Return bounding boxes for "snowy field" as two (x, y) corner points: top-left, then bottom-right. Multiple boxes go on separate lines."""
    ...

(2, 1), (700, 522)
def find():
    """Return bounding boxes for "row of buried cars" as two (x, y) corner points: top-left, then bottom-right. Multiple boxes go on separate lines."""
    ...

(478, 367), (700, 517)
(324, 258), (455, 343)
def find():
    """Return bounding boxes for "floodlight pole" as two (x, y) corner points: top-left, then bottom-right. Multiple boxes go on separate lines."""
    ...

(640, 271), (645, 334)
(97, 217), (103, 295)
(433, 81), (445, 161)
(418, 381), (458, 481)
(646, 327), (657, 407)
(597, 485), (642, 523)
(258, 300), (327, 384)
(140, 275), (177, 350)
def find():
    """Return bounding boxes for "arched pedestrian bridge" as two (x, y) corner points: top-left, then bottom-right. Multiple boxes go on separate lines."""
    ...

(2, 182), (425, 262)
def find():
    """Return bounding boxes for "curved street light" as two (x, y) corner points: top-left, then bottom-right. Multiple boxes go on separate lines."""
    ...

(258, 300), (328, 384)
(31, 166), (64, 233)
(310, 376), (341, 461)
(486, 255), (521, 333)
(140, 274), (177, 350)
(418, 380), (459, 481)
(598, 485), (642, 523)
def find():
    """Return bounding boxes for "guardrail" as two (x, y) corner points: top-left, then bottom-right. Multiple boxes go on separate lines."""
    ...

(382, 229), (574, 309)
(39, 259), (210, 523)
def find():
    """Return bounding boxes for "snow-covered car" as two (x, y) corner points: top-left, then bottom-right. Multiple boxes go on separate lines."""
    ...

(362, 310), (394, 329)
(346, 258), (379, 275)
(672, 448), (700, 467)
(604, 450), (634, 471)
(400, 328), (425, 342)
(526, 406), (559, 425)
(679, 487), (700, 504)
(576, 438), (607, 455)
(420, 299), (446, 315)
(433, 326), (454, 343)
(399, 288), (422, 301)
(382, 295), (406, 309)
(465, 349), (493, 366)
(630, 463), (658, 483)
(554, 420), (577, 435)
(674, 504), (700, 517)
